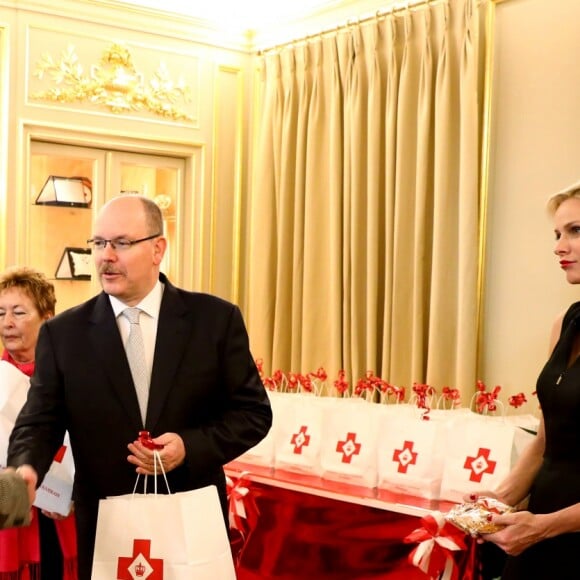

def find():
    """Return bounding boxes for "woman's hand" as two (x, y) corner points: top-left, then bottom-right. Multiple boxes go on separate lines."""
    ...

(463, 490), (500, 503)
(482, 511), (548, 555)
(41, 509), (68, 520)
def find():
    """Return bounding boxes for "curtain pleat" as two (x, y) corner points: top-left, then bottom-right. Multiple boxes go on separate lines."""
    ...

(347, 27), (371, 380)
(270, 51), (297, 371)
(249, 0), (483, 399)
(300, 39), (344, 374)
(412, 8), (435, 384)
(455, 0), (480, 390)
(428, 0), (456, 387)
(390, 11), (422, 385)
(293, 44), (314, 370)
(365, 23), (385, 377)
(380, 16), (400, 378)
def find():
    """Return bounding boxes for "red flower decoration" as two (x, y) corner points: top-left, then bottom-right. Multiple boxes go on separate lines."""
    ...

(508, 392), (527, 408)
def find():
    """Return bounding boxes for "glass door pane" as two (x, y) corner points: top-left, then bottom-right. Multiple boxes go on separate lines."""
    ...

(29, 142), (105, 313)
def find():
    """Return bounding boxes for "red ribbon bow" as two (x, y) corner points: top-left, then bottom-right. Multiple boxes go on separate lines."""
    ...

(475, 381), (502, 414)
(442, 386), (461, 407)
(412, 383), (436, 420)
(138, 430), (164, 450)
(333, 369), (350, 395)
(404, 511), (467, 579)
(508, 392), (527, 408)
(392, 385), (406, 401)
(226, 472), (258, 540)
(309, 367), (328, 382)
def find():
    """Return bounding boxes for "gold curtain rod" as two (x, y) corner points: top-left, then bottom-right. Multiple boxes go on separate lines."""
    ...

(256, 0), (448, 55)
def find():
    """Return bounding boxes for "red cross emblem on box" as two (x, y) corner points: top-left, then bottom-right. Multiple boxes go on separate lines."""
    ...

(117, 539), (163, 579)
(291, 425), (311, 454)
(392, 440), (418, 473)
(336, 432), (362, 464)
(464, 447), (497, 482)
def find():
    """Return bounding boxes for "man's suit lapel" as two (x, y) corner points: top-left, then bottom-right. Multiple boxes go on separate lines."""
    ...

(146, 280), (190, 431)
(88, 292), (143, 430)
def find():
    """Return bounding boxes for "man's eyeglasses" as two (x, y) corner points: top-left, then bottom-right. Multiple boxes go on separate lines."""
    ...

(86, 233), (161, 251)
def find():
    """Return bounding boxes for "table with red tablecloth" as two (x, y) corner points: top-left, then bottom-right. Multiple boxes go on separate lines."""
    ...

(226, 461), (480, 580)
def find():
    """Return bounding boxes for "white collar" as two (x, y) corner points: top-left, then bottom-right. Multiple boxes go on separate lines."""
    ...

(109, 279), (164, 319)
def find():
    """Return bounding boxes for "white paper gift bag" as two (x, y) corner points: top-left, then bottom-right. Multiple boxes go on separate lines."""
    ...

(0, 414), (13, 469)
(376, 408), (450, 500)
(237, 390), (287, 467)
(439, 412), (535, 503)
(0, 361), (29, 423)
(91, 483), (236, 579)
(320, 398), (381, 487)
(0, 361), (30, 469)
(34, 432), (75, 516)
(273, 394), (327, 475)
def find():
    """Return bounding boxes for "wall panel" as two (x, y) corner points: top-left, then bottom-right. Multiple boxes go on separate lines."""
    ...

(481, 0), (580, 396)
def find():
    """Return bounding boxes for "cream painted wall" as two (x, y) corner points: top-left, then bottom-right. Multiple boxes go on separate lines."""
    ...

(481, 0), (580, 402)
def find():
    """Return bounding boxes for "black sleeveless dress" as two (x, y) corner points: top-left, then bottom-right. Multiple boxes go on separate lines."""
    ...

(502, 302), (580, 579)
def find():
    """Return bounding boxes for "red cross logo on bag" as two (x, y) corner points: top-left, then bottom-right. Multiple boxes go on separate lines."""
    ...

(117, 539), (163, 579)
(392, 440), (418, 473)
(291, 425), (311, 454)
(336, 432), (362, 463)
(463, 447), (497, 482)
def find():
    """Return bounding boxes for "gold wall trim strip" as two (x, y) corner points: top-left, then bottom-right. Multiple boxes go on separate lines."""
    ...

(477, 0), (501, 377)
(244, 60), (264, 321)
(210, 64), (244, 301)
(209, 65), (217, 294)
(229, 65), (244, 305)
(196, 144), (207, 292)
(0, 26), (8, 273)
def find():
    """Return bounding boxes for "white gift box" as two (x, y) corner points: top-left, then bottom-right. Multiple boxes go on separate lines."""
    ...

(34, 432), (75, 516)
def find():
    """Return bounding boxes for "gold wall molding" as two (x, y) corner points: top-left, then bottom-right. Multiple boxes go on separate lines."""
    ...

(30, 42), (193, 121)
(210, 65), (244, 303)
(0, 25), (8, 274)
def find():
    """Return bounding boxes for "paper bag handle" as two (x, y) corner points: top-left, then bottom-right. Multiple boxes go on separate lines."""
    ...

(131, 432), (171, 496)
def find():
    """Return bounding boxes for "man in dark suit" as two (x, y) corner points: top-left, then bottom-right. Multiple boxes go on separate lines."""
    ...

(7, 194), (272, 579)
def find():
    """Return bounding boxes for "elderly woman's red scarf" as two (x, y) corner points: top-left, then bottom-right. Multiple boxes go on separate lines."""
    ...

(0, 350), (78, 579)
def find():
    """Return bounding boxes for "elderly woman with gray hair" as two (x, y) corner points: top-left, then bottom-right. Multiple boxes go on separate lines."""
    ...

(0, 266), (77, 579)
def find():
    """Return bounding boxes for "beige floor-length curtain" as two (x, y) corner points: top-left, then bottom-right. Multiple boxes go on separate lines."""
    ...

(248, 0), (483, 398)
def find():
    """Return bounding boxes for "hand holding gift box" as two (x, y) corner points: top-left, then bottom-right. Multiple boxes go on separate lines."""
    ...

(445, 495), (514, 536)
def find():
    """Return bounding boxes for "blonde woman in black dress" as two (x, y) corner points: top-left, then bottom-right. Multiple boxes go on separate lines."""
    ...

(481, 182), (580, 579)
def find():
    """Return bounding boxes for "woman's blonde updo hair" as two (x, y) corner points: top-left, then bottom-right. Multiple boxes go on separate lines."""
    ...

(547, 180), (580, 215)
